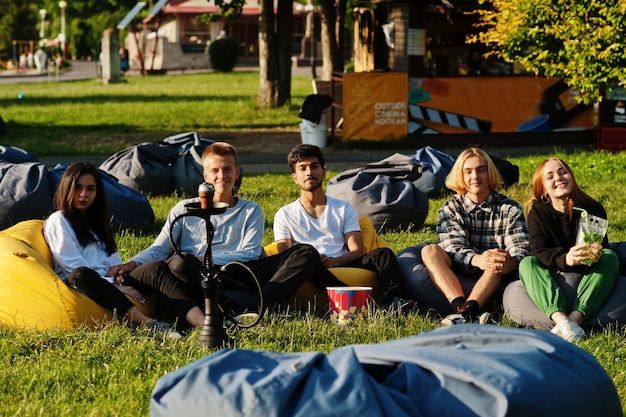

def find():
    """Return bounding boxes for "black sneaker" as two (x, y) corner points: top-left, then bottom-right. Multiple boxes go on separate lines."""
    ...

(390, 297), (418, 315)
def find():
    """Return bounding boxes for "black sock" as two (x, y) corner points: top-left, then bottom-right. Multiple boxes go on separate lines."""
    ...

(462, 300), (480, 317)
(451, 296), (466, 313)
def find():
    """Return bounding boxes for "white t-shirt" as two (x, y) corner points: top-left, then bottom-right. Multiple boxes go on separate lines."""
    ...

(43, 210), (122, 283)
(273, 196), (360, 258)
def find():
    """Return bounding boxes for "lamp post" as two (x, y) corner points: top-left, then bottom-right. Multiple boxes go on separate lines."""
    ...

(39, 9), (47, 39)
(58, 1), (67, 58)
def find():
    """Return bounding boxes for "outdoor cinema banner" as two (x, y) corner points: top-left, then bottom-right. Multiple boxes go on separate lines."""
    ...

(341, 72), (593, 141)
(406, 76), (593, 135)
(342, 72), (408, 141)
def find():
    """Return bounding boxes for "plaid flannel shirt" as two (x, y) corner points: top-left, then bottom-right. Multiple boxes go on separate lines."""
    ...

(436, 191), (529, 275)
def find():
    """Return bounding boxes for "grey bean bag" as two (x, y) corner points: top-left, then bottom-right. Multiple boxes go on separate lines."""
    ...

(99, 141), (179, 196)
(327, 153), (429, 232)
(0, 161), (52, 229)
(504, 242), (626, 330)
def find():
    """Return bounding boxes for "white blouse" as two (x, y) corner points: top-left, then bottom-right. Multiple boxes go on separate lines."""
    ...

(43, 211), (122, 283)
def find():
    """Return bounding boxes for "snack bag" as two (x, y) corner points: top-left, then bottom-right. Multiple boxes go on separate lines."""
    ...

(574, 208), (608, 265)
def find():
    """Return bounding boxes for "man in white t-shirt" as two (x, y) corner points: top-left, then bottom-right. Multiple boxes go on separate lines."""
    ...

(273, 144), (415, 311)
(113, 142), (342, 316)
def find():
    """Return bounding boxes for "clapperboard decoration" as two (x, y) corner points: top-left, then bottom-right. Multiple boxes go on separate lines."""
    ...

(408, 104), (492, 134)
(408, 120), (440, 135)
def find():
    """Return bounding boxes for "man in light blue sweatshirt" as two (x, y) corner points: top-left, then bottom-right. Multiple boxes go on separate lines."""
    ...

(111, 142), (343, 316)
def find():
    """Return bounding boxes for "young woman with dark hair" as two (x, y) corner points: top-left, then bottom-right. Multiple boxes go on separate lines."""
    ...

(44, 162), (205, 338)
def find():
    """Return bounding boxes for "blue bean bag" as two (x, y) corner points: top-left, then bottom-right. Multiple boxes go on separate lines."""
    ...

(396, 243), (513, 315)
(151, 325), (622, 417)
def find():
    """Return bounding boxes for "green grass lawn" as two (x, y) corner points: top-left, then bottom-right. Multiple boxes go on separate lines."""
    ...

(0, 72), (311, 156)
(1, 73), (626, 416)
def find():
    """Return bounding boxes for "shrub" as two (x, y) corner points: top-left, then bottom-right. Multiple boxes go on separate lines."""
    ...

(208, 37), (239, 72)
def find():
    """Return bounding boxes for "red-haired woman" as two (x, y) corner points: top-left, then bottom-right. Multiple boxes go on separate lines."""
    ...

(519, 158), (618, 342)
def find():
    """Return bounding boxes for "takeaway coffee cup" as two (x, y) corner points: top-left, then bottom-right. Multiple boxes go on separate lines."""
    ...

(326, 286), (372, 325)
(198, 182), (214, 209)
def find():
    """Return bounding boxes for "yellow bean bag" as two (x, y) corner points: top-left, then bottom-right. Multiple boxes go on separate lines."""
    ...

(265, 217), (391, 310)
(0, 220), (155, 330)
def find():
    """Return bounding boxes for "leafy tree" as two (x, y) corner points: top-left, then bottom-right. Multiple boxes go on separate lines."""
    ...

(0, 0), (38, 61)
(471, 0), (626, 104)
(1, 0), (137, 60)
(56, 0), (137, 59)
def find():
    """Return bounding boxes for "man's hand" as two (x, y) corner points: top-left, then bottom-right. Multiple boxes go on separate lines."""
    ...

(476, 248), (515, 275)
(320, 254), (342, 268)
(106, 261), (137, 285)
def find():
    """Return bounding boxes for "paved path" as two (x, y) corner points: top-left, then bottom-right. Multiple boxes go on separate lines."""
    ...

(0, 60), (101, 84)
(0, 58), (312, 83)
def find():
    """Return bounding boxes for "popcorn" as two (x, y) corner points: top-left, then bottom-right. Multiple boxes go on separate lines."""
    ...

(327, 287), (372, 326)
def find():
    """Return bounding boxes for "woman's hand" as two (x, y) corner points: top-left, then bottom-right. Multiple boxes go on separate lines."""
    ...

(586, 243), (603, 264)
(566, 244), (602, 266)
(115, 284), (146, 304)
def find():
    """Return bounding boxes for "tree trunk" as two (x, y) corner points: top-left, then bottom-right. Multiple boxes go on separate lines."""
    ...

(320, 10), (332, 80)
(276, 0), (293, 106)
(257, 0), (277, 107)
(335, 0), (347, 71)
(319, 0), (347, 80)
(257, 0), (292, 108)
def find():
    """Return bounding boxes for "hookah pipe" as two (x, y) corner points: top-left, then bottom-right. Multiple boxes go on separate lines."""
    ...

(168, 182), (264, 349)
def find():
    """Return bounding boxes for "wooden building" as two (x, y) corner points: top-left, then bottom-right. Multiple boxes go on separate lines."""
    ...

(343, 0), (594, 143)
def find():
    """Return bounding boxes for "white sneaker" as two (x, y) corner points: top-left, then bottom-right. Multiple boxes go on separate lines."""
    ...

(478, 311), (494, 325)
(551, 320), (585, 343)
(225, 312), (262, 327)
(148, 320), (183, 340)
(440, 313), (467, 326)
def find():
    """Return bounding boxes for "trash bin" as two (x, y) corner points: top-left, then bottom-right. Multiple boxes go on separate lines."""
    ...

(299, 94), (332, 148)
(300, 113), (328, 148)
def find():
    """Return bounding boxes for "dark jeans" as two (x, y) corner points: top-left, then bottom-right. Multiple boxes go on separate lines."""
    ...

(67, 261), (199, 324)
(341, 247), (403, 303)
(168, 244), (344, 314)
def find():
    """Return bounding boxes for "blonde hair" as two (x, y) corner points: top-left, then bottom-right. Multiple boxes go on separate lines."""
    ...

(445, 147), (502, 194)
(201, 142), (238, 164)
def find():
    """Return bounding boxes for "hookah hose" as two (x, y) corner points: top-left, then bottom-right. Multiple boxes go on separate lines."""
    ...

(168, 210), (265, 329)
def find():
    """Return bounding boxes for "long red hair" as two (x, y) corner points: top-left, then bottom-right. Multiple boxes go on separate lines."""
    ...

(527, 158), (594, 219)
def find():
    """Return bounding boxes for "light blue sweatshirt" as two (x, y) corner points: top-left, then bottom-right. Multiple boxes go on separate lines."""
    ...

(131, 197), (264, 266)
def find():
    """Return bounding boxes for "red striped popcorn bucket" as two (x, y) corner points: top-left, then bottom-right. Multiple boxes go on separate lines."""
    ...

(326, 286), (372, 326)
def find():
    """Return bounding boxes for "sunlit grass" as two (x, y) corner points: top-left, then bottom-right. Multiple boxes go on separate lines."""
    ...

(2, 73), (626, 416)
(0, 72), (312, 156)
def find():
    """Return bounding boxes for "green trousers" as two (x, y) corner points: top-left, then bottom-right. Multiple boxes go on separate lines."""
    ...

(519, 249), (619, 319)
